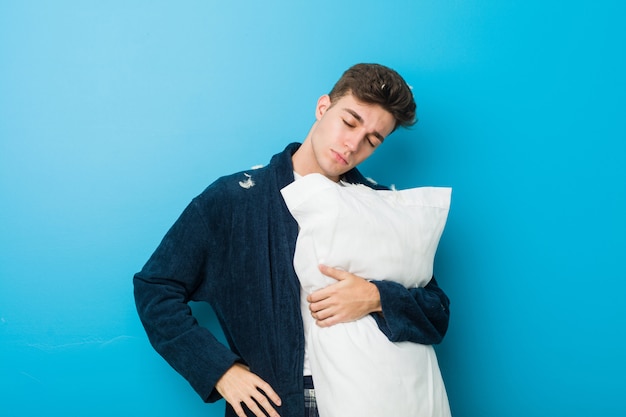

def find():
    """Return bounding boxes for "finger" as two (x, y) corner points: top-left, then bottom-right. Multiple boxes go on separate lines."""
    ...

(316, 314), (340, 328)
(307, 287), (331, 304)
(311, 305), (334, 321)
(309, 297), (333, 315)
(251, 392), (280, 417)
(256, 381), (282, 407)
(242, 397), (269, 417)
(318, 264), (347, 280)
(231, 401), (247, 417)
(306, 291), (320, 304)
(308, 298), (320, 312)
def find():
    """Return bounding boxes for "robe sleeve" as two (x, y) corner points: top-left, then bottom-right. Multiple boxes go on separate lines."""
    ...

(133, 191), (239, 402)
(370, 276), (450, 345)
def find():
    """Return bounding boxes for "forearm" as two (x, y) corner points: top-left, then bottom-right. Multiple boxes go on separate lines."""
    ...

(370, 276), (450, 345)
(134, 274), (239, 401)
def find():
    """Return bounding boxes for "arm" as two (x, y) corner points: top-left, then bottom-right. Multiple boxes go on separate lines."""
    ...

(308, 265), (450, 345)
(370, 276), (450, 344)
(134, 198), (282, 416)
(133, 199), (239, 401)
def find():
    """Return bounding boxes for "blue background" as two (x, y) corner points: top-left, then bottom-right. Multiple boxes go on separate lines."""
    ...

(1, 1), (624, 416)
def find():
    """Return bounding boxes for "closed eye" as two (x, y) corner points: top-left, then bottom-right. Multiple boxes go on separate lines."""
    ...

(343, 119), (379, 147)
(342, 119), (355, 128)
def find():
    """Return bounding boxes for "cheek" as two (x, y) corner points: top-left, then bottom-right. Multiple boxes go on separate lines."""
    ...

(314, 120), (336, 142)
(354, 147), (376, 164)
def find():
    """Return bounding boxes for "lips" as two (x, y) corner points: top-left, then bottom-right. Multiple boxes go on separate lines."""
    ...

(331, 149), (349, 165)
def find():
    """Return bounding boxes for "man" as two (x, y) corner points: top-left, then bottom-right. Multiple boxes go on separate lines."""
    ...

(134, 63), (450, 417)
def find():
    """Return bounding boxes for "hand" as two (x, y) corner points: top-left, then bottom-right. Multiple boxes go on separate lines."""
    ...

(306, 264), (382, 327)
(215, 363), (282, 417)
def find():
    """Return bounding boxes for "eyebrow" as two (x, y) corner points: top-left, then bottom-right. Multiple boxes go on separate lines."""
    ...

(342, 108), (386, 142)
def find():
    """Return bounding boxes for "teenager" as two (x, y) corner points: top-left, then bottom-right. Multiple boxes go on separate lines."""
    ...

(134, 63), (450, 417)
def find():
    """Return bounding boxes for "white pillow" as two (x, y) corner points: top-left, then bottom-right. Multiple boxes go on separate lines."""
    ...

(281, 173), (452, 417)
(281, 173), (451, 293)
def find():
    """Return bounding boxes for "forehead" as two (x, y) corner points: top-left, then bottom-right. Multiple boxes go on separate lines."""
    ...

(333, 94), (396, 134)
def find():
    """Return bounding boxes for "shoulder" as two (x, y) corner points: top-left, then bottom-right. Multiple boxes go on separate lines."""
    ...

(192, 143), (299, 208)
(195, 166), (270, 203)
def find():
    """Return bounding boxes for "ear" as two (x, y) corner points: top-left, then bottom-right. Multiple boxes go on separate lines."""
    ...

(315, 95), (332, 120)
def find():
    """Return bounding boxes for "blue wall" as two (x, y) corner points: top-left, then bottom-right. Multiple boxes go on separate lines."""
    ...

(1, 1), (624, 416)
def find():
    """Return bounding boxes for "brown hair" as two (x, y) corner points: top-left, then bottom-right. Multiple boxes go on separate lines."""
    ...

(328, 63), (417, 130)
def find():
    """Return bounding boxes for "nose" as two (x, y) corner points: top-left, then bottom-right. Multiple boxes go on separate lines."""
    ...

(344, 135), (360, 153)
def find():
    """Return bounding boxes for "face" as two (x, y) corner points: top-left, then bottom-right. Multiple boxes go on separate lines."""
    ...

(294, 93), (396, 182)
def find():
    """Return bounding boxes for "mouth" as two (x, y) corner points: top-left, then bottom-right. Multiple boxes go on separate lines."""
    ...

(331, 149), (349, 166)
